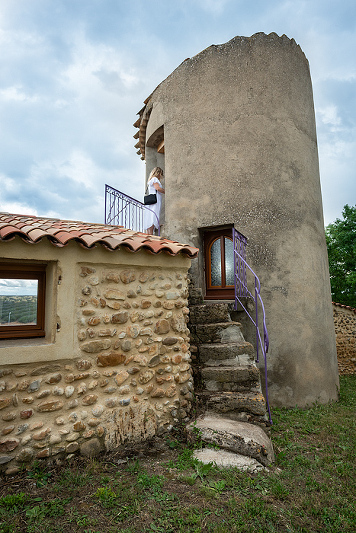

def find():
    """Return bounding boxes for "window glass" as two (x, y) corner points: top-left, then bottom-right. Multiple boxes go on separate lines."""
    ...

(210, 239), (222, 286)
(224, 238), (234, 286)
(0, 264), (46, 339)
(0, 279), (38, 326)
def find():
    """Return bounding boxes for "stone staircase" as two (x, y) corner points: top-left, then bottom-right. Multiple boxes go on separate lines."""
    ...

(187, 288), (274, 470)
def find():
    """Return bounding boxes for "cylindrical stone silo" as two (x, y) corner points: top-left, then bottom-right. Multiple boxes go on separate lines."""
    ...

(136, 32), (339, 407)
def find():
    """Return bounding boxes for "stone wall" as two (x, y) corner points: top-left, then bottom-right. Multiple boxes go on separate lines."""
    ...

(333, 303), (356, 375)
(0, 262), (193, 474)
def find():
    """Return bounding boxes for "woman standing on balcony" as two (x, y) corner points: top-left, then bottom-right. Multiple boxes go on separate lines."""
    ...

(144, 167), (165, 235)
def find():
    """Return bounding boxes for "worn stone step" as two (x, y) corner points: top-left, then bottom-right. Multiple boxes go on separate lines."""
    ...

(189, 303), (231, 325)
(187, 415), (274, 466)
(198, 390), (267, 416)
(195, 392), (270, 434)
(199, 341), (255, 365)
(193, 449), (265, 471)
(190, 321), (244, 344)
(201, 365), (261, 393)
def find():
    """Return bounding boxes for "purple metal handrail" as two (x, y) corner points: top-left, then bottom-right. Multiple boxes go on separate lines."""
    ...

(105, 184), (160, 235)
(233, 228), (272, 424)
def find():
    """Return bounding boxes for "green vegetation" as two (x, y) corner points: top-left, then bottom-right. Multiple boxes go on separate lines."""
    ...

(326, 204), (356, 307)
(0, 295), (37, 325)
(0, 375), (355, 532)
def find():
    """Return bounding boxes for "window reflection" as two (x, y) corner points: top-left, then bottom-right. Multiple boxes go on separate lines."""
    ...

(0, 279), (38, 325)
(225, 238), (234, 286)
(210, 239), (222, 286)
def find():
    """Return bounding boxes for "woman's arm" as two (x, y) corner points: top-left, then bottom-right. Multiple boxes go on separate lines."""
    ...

(153, 182), (165, 194)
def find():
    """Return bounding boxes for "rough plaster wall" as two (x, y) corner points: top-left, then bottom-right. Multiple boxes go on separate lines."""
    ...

(145, 32), (339, 407)
(333, 305), (356, 375)
(0, 263), (193, 474)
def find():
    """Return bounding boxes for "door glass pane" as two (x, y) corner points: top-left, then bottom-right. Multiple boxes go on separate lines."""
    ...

(225, 238), (234, 286)
(0, 279), (38, 325)
(210, 239), (222, 286)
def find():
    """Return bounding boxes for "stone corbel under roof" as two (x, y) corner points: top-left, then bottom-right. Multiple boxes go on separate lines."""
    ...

(133, 97), (153, 161)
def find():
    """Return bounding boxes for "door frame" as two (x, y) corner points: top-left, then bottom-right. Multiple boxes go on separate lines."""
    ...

(203, 227), (235, 300)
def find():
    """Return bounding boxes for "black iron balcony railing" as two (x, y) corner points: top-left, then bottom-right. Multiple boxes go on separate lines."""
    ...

(104, 184), (160, 235)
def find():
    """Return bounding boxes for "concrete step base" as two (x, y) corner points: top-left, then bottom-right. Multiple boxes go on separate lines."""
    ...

(187, 415), (274, 467)
(190, 322), (244, 344)
(189, 303), (231, 325)
(199, 341), (255, 365)
(197, 390), (267, 416)
(201, 365), (261, 392)
(193, 448), (265, 471)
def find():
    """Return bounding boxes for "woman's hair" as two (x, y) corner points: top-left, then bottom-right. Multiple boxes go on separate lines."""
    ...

(149, 167), (163, 179)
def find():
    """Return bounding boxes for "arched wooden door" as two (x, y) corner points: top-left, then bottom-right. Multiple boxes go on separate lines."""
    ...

(204, 228), (234, 299)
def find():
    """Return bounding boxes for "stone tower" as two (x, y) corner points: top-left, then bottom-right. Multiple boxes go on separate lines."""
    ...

(134, 32), (339, 408)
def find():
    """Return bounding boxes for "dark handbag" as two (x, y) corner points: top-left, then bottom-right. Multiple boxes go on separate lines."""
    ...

(144, 182), (157, 205)
(144, 193), (157, 205)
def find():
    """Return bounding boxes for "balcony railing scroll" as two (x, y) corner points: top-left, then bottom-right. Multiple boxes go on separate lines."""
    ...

(105, 184), (160, 235)
(233, 228), (272, 424)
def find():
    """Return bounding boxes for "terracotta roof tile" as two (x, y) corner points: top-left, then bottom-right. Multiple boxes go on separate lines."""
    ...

(99, 236), (125, 249)
(0, 212), (199, 258)
(332, 302), (356, 314)
(27, 228), (49, 241)
(52, 230), (77, 245)
(0, 226), (26, 239)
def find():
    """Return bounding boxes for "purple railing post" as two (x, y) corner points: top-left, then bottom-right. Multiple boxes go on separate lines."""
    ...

(234, 238), (238, 299)
(255, 280), (259, 363)
(233, 227), (272, 424)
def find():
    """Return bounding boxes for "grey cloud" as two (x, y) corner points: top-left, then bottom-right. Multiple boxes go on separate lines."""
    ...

(0, 0), (355, 228)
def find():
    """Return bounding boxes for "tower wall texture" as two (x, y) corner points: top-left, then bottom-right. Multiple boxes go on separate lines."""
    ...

(143, 33), (339, 407)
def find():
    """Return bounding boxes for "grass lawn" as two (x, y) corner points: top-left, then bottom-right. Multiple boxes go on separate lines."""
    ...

(0, 375), (355, 533)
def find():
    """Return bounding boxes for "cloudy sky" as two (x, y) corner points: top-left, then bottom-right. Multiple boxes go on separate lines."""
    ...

(0, 278), (37, 296)
(0, 0), (355, 227)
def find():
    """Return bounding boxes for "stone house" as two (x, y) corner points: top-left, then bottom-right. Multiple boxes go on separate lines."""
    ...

(332, 302), (356, 375)
(0, 213), (198, 474)
(132, 32), (340, 409)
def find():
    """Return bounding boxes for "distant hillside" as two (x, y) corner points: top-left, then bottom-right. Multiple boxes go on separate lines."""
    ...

(0, 295), (37, 324)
